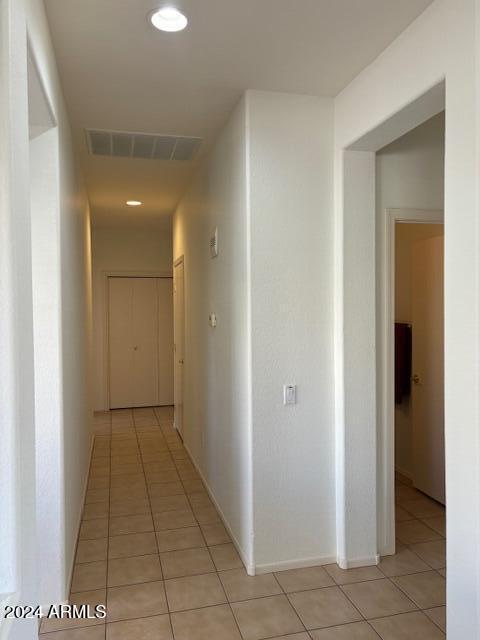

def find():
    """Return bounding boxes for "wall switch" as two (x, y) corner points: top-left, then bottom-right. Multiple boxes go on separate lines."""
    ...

(209, 313), (217, 327)
(283, 384), (296, 405)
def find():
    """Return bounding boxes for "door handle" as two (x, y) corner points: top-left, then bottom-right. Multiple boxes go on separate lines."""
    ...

(179, 359), (184, 364)
(411, 374), (420, 384)
(133, 346), (138, 351)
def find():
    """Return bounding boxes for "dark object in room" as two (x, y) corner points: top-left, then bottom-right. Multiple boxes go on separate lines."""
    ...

(395, 322), (412, 404)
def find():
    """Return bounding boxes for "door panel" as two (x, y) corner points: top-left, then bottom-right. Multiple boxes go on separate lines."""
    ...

(158, 278), (174, 405)
(174, 261), (185, 436)
(411, 235), (445, 504)
(131, 277), (159, 407)
(108, 278), (135, 409)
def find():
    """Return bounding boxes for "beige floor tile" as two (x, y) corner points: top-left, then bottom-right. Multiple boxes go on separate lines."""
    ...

(188, 492), (213, 508)
(410, 540), (446, 569)
(88, 477), (110, 490)
(107, 613), (173, 639)
(232, 594), (304, 640)
(144, 465), (179, 479)
(110, 487), (148, 502)
(437, 567), (446, 577)
(171, 603), (242, 640)
(107, 580), (167, 622)
(209, 543), (243, 571)
(219, 568), (283, 601)
(266, 635), (310, 640)
(396, 520), (442, 545)
(395, 486), (424, 504)
(288, 586), (362, 630)
(274, 566), (334, 593)
(77, 538), (108, 563)
(183, 479), (205, 493)
(109, 514), (154, 536)
(108, 532), (157, 559)
(80, 518), (109, 540)
(148, 481), (185, 497)
(341, 579), (417, 619)
(40, 590), (106, 633)
(324, 564), (384, 585)
(379, 547), (431, 577)
(110, 463), (143, 476)
(150, 494), (190, 513)
(370, 611), (445, 639)
(395, 505), (416, 522)
(392, 571), (446, 609)
(110, 498), (151, 517)
(200, 522), (231, 545)
(192, 505), (220, 524)
(111, 474), (146, 489)
(424, 606), (446, 632)
(154, 509), (197, 530)
(39, 625), (106, 639)
(83, 502), (109, 520)
(160, 546), (215, 578)
(400, 497), (445, 519)
(85, 488), (110, 504)
(421, 516), (446, 537)
(156, 526), (205, 552)
(310, 622), (379, 639)
(71, 561), (107, 592)
(165, 572), (226, 611)
(108, 554), (162, 587)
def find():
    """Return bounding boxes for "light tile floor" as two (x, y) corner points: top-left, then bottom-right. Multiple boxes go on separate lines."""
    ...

(39, 408), (446, 639)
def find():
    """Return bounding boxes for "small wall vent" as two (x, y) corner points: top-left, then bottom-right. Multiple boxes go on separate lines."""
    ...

(85, 129), (202, 162)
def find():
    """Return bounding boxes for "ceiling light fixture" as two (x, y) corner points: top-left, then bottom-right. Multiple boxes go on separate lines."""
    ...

(126, 200), (143, 207)
(150, 6), (188, 32)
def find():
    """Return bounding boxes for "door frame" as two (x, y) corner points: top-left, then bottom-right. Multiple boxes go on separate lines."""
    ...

(173, 256), (185, 435)
(103, 270), (172, 411)
(380, 208), (444, 555)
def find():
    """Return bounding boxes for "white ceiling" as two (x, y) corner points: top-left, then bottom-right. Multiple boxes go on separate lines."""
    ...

(44, 0), (433, 230)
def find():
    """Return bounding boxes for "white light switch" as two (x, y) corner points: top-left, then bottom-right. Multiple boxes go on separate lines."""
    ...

(283, 384), (296, 405)
(209, 313), (217, 327)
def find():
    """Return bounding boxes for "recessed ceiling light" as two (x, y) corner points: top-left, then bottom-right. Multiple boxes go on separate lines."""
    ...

(126, 200), (143, 207)
(150, 6), (188, 32)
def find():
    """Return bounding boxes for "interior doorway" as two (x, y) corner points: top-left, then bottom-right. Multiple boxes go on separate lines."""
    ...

(393, 218), (446, 542)
(173, 257), (185, 438)
(107, 276), (173, 409)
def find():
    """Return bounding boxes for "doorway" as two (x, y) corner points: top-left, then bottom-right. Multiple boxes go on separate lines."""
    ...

(173, 257), (185, 438)
(393, 219), (446, 562)
(107, 276), (173, 409)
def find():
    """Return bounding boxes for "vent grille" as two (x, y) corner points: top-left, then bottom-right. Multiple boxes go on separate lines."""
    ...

(86, 129), (202, 162)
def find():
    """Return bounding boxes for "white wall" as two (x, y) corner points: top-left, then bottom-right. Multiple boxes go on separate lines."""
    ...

(247, 91), (336, 572)
(27, 0), (93, 609)
(92, 225), (173, 410)
(376, 113), (445, 478)
(173, 97), (254, 569)
(174, 91), (335, 574)
(335, 0), (480, 635)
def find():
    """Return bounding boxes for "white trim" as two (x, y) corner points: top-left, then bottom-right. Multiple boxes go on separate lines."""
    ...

(182, 442), (255, 575)
(378, 208), (444, 556)
(255, 555), (337, 575)
(102, 270), (173, 411)
(338, 555), (380, 570)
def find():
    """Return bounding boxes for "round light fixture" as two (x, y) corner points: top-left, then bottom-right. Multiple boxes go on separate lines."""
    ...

(126, 200), (143, 207)
(150, 6), (188, 32)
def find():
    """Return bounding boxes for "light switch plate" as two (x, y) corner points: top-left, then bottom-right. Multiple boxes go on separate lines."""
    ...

(283, 384), (296, 405)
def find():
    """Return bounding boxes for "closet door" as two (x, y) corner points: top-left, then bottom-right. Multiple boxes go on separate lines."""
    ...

(157, 278), (174, 405)
(108, 277), (159, 408)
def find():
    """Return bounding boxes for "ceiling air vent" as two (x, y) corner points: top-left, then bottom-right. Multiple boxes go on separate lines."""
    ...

(85, 129), (202, 162)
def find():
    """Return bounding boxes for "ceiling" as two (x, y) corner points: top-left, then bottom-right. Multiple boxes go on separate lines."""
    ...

(44, 0), (433, 230)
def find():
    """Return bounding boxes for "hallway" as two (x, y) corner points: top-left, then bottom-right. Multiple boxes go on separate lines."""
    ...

(38, 409), (445, 639)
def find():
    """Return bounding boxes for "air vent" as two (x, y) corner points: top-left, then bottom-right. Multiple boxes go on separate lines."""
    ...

(85, 129), (202, 162)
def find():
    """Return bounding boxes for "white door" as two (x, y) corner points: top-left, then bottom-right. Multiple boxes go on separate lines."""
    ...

(411, 235), (445, 504)
(108, 277), (159, 408)
(174, 260), (185, 436)
(157, 278), (174, 405)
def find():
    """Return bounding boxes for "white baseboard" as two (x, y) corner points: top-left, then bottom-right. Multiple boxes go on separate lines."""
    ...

(255, 554), (337, 575)
(182, 442), (255, 575)
(65, 434), (95, 601)
(337, 554), (380, 570)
